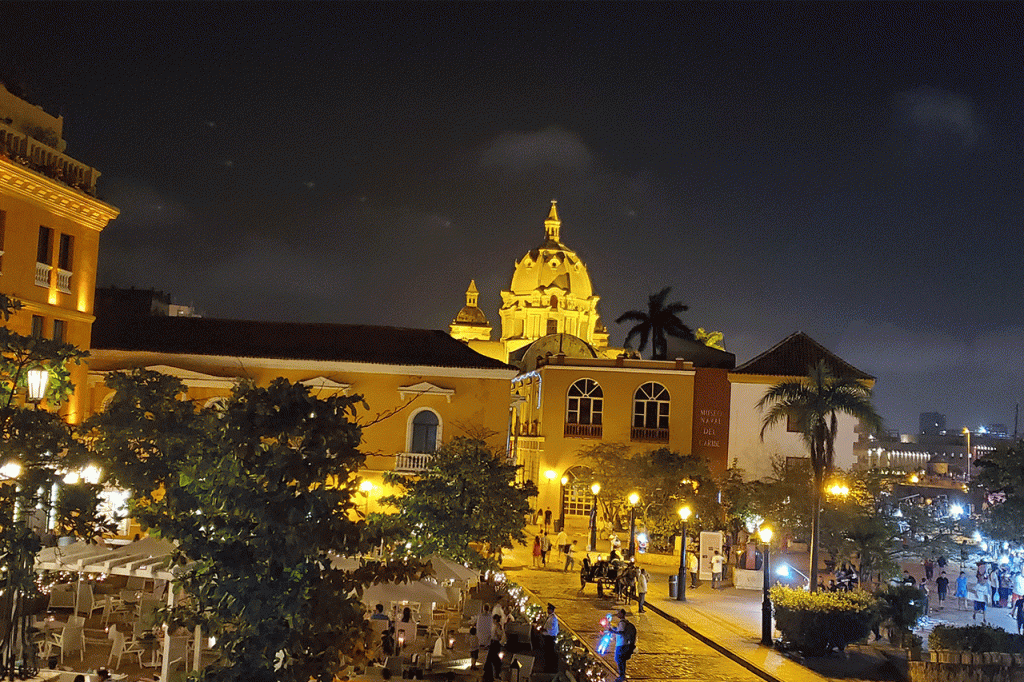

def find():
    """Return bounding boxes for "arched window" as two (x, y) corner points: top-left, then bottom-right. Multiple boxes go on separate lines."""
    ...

(632, 382), (669, 442)
(565, 379), (602, 438)
(409, 410), (440, 454)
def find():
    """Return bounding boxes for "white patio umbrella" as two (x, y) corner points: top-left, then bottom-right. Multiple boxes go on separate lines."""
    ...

(428, 555), (479, 583)
(361, 578), (454, 608)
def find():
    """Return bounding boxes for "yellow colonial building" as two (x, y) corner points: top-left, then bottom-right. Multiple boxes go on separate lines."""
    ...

(0, 83), (119, 422)
(87, 302), (519, 511)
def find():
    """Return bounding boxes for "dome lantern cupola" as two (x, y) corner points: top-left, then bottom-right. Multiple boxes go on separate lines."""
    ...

(544, 200), (561, 243)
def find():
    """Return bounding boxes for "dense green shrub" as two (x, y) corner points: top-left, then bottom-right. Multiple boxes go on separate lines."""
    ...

(929, 625), (1024, 654)
(770, 586), (878, 656)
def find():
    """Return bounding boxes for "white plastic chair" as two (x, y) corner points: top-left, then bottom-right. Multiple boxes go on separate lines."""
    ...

(46, 623), (85, 663)
(107, 627), (145, 670)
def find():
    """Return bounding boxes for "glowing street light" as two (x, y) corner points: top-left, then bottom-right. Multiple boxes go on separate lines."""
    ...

(589, 482), (601, 552)
(26, 366), (49, 403)
(627, 492), (640, 558)
(359, 479), (374, 515)
(677, 506), (692, 602)
(759, 525), (773, 646)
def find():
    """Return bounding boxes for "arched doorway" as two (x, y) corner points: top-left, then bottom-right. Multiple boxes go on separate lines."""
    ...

(561, 465), (597, 521)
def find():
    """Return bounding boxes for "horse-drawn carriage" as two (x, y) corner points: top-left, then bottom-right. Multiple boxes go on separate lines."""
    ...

(580, 556), (634, 599)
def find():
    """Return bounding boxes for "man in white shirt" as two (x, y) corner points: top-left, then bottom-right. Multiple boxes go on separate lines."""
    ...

(542, 603), (559, 672)
(711, 550), (724, 589)
(1012, 570), (1024, 611)
(635, 567), (649, 613)
(555, 529), (568, 557)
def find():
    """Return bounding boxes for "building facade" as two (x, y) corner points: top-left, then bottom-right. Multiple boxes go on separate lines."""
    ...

(0, 83), (119, 422)
(88, 307), (518, 512)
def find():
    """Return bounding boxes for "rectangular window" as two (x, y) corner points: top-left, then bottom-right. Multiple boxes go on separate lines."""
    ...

(786, 412), (803, 433)
(58, 233), (73, 271)
(37, 226), (53, 265)
(31, 315), (44, 338)
(52, 319), (66, 343)
(546, 319), (558, 335)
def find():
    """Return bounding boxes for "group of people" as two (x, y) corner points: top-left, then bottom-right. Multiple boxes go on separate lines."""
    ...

(819, 563), (860, 592)
(532, 530), (580, 571)
(369, 603), (418, 660)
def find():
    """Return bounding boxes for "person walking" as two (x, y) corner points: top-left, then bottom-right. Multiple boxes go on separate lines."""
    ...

(1013, 569), (1024, 611)
(564, 540), (578, 572)
(542, 603), (559, 673)
(636, 566), (649, 613)
(1012, 594), (1024, 634)
(936, 571), (949, 611)
(532, 536), (542, 568)
(541, 532), (551, 567)
(544, 508), (552, 531)
(920, 578), (930, 617)
(471, 604), (492, 671)
(956, 571), (969, 611)
(711, 550), (724, 589)
(556, 528), (568, 558)
(608, 608), (637, 682)
(924, 556), (934, 580)
(989, 567), (1000, 606)
(481, 613), (505, 682)
(972, 584), (988, 624)
(688, 550), (699, 588)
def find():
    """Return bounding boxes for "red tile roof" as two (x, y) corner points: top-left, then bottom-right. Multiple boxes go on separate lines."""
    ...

(91, 314), (514, 371)
(732, 332), (873, 380)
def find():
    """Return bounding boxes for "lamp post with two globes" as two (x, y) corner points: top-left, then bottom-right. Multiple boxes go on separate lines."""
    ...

(677, 506), (691, 602)
(627, 492), (640, 558)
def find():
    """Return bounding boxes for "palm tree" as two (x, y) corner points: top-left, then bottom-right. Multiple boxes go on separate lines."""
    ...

(758, 360), (883, 592)
(615, 287), (694, 360)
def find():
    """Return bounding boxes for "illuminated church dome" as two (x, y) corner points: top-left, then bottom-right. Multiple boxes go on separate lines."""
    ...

(449, 280), (492, 342)
(499, 202), (608, 355)
(508, 203), (594, 299)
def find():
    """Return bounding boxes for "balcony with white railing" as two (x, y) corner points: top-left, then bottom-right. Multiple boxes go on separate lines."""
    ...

(35, 262), (51, 288)
(0, 122), (99, 195)
(395, 452), (433, 473)
(56, 268), (72, 294)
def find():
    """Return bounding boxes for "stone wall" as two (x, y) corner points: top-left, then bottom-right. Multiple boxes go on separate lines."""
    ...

(911, 652), (1024, 682)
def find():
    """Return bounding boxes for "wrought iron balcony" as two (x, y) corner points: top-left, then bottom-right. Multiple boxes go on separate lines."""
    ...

(630, 426), (669, 443)
(564, 422), (602, 438)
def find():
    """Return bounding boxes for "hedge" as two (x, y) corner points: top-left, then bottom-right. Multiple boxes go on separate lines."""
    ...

(929, 625), (1024, 654)
(770, 586), (878, 656)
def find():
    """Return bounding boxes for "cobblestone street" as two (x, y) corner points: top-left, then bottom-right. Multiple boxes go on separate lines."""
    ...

(510, 564), (765, 681)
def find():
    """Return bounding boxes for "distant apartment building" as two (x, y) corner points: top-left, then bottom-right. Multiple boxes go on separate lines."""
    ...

(919, 412), (946, 436)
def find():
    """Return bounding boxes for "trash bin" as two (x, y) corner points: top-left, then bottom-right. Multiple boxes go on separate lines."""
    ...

(668, 574), (678, 599)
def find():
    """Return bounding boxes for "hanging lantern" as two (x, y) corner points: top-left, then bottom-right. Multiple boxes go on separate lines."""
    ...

(26, 366), (49, 402)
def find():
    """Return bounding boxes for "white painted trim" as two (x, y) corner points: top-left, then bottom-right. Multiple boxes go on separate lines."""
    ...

(540, 364), (695, 376)
(89, 349), (518, 380)
(406, 407), (443, 453)
(398, 381), (455, 403)
(300, 376), (352, 394)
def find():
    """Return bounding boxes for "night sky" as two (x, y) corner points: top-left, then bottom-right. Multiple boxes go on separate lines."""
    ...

(4, 3), (1022, 434)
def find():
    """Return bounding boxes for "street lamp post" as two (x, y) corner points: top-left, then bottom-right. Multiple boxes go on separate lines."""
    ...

(589, 482), (601, 552)
(627, 492), (639, 558)
(759, 525), (773, 646)
(677, 506), (691, 602)
(359, 479), (373, 515)
(558, 475), (568, 532)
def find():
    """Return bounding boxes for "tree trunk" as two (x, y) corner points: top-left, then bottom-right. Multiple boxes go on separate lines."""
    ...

(810, 487), (821, 593)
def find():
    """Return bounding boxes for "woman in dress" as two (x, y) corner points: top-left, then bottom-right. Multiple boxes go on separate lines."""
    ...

(533, 536), (542, 568)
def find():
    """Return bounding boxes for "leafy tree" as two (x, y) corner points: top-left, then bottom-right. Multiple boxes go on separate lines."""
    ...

(973, 441), (1024, 544)
(0, 294), (110, 679)
(381, 437), (537, 567)
(758, 360), (883, 591)
(615, 287), (694, 360)
(581, 444), (721, 539)
(89, 373), (420, 682)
